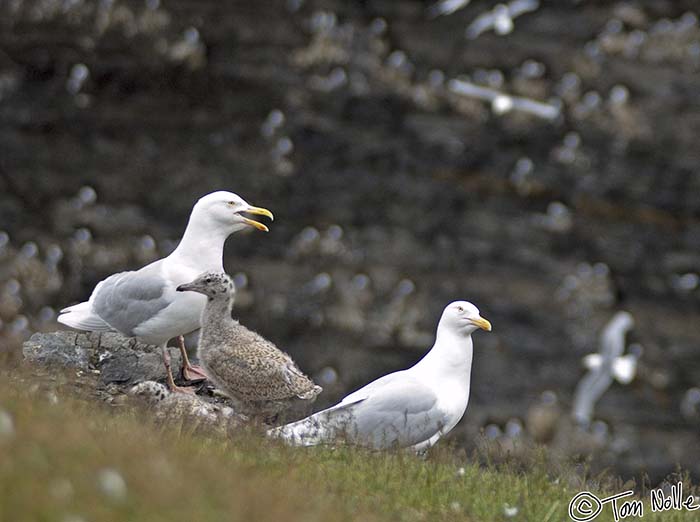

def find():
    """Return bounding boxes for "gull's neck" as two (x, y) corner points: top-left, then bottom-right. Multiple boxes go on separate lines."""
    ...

(200, 294), (234, 334)
(197, 294), (234, 359)
(414, 323), (474, 379)
(168, 208), (231, 271)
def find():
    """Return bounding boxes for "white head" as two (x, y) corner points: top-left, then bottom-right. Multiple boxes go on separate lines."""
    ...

(191, 191), (274, 233)
(439, 301), (492, 336)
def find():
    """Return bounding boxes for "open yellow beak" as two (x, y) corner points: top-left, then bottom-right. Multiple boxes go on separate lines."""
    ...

(241, 206), (274, 232)
(470, 316), (492, 332)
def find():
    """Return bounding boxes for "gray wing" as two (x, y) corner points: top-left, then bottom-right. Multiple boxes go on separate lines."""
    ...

(92, 261), (170, 336)
(599, 311), (633, 359)
(339, 371), (408, 405)
(311, 376), (442, 449)
(348, 379), (441, 448)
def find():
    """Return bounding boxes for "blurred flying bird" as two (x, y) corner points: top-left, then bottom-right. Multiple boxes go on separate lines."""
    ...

(572, 311), (638, 426)
(465, 0), (539, 39)
(427, 0), (471, 18)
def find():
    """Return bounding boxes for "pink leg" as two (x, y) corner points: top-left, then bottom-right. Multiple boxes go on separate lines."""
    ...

(177, 335), (208, 382)
(161, 345), (197, 394)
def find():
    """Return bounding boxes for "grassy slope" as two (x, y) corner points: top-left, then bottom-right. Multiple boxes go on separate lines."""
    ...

(0, 378), (695, 522)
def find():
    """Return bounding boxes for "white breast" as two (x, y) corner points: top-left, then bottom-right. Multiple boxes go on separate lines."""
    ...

(132, 263), (208, 344)
(434, 380), (470, 434)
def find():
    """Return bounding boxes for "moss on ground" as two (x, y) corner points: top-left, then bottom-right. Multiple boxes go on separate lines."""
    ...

(0, 375), (695, 522)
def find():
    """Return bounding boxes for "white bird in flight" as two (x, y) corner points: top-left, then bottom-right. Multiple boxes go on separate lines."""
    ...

(427, 0), (470, 18)
(57, 190), (273, 392)
(572, 311), (637, 426)
(268, 301), (491, 451)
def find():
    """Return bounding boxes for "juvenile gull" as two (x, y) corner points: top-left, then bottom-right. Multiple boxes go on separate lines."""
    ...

(58, 191), (273, 392)
(177, 272), (322, 417)
(267, 301), (491, 451)
(128, 381), (247, 435)
(129, 380), (221, 424)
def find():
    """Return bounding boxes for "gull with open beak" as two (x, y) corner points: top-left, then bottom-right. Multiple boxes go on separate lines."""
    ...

(58, 190), (273, 393)
(268, 301), (491, 451)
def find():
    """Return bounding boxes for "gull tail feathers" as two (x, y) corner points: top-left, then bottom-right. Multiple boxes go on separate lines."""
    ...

(58, 301), (112, 331)
(58, 279), (112, 332)
(267, 399), (362, 446)
(297, 384), (323, 401)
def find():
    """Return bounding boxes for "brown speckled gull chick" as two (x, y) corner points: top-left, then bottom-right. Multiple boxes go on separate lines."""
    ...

(128, 380), (247, 435)
(176, 272), (322, 417)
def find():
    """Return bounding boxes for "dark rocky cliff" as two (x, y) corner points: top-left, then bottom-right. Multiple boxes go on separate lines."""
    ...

(1, 0), (699, 483)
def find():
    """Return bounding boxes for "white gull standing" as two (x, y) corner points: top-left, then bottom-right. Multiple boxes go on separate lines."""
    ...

(57, 190), (273, 392)
(268, 301), (491, 451)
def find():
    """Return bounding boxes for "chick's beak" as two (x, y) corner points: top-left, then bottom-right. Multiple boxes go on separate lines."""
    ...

(176, 283), (192, 292)
(241, 205), (274, 232)
(470, 316), (492, 332)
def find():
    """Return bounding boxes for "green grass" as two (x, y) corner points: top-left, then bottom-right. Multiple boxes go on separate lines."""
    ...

(0, 373), (696, 522)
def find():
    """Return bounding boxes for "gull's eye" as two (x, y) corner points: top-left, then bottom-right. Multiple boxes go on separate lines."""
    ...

(457, 306), (464, 313)
(205, 278), (212, 283)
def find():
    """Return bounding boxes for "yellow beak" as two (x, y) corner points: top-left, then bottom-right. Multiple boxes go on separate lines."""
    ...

(470, 316), (492, 332)
(245, 206), (274, 221)
(241, 206), (274, 232)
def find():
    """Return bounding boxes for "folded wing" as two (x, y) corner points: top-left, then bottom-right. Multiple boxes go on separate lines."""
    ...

(269, 374), (443, 449)
(59, 261), (170, 337)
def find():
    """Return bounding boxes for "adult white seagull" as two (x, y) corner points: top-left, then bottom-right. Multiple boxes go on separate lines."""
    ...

(57, 190), (273, 392)
(268, 301), (491, 451)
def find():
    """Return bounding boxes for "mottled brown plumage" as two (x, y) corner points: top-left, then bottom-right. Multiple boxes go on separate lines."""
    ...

(128, 381), (247, 435)
(177, 272), (322, 416)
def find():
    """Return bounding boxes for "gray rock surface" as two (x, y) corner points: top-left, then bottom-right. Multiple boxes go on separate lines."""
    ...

(22, 332), (92, 371)
(23, 331), (179, 386)
(22, 331), (254, 434)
